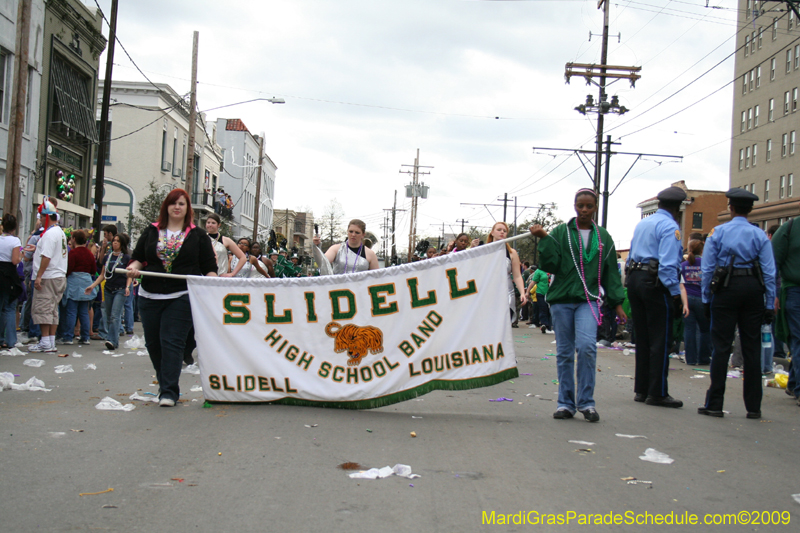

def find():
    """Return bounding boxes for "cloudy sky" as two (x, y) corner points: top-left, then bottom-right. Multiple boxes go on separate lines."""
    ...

(89, 0), (741, 252)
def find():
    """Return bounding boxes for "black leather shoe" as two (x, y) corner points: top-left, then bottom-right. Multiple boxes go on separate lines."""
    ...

(645, 395), (683, 408)
(552, 409), (574, 420)
(746, 411), (761, 419)
(697, 407), (724, 417)
(634, 393), (646, 403)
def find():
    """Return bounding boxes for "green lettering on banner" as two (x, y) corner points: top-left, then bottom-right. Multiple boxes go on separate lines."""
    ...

(445, 268), (477, 299)
(368, 283), (398, 316)
(297, 352), (314, 371)
(407, 278), (437, 308)
(346, 367), (359, 384)
(330, 289), (356, 320)
(411, 333), (426, 347)
(265, 294), (293, 323)
(244, 375), (256, 391)
(258, 376), (270, 391)
(483, 345), (494, 361)
(318, 361), (332, 378)
(285, 345), (299, 361)
(399, 340), (414, 356)
(497, 342), (505, 358)
(223, 294), (251, 324)
(304, 292), (318, 322)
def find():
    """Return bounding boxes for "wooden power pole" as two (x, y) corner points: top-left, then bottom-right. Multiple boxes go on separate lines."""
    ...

(3, 0), (31, 221)
(92, 0), (117, 241)
(400, 149), (431, 262)
(251, 135), (264, 242)
(184, 31), (199, 201)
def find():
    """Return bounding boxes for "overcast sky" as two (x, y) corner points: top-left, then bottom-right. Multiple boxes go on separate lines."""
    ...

(89, 0), (741, 251)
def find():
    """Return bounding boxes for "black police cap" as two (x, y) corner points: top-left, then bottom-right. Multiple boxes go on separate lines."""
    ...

(657, 186), (687, 204)
(725, 187), (758, 206)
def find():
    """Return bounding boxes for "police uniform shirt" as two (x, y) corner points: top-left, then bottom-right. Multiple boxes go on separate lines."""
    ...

(700, 217), (777, 307)
(627, 209), (683, 296)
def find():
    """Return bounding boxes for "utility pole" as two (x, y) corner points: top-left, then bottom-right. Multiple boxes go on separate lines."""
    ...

(601, 135), (620, 227)
(400, 149), (431, 262)
(184, 31), (199, 201)
(391, 190), (397, 264)
(91, 0), (118, 241)
(3, 0), (31, 221)
(456, 219), (469, 233)
(251, 134), (264, 242)
(497, 193), (509, 222)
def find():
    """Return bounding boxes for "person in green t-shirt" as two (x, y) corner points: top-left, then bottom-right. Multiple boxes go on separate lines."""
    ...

(532, 268), (552, 333)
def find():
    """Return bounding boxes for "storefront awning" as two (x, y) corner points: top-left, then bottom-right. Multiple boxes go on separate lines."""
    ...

(51, 55), (98, 142)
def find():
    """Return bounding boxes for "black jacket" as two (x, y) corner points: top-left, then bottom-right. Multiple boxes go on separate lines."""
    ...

(0, 261), (22, 301)
(132, 224), (217, 294)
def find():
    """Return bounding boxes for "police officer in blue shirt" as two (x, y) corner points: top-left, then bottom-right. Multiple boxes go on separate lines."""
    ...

(698, 188), (776, 419)
(627, 186), (686, 408)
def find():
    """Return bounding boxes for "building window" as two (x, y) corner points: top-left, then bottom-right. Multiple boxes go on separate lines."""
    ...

(748, 108), (753, 130)
(746, 146), (751, 168)
(756, 65), (762, 87)
(791, 9), (796, 30)
(24, 66), (32, 133)
(792, 131), (796, 154)
(754, 105), (760, 126)
(771, 57), (776, 80)
(160, 121), (169, 171)
(180, 136), (187, 180)
(692, 212), (703, 230)
(752, 182), (756, 196)
(796, 44), (800, 69)
(752, 143), (758, 166)
(750, 68), (756, 91)
(0, 52), (6, 124)
(783, 133), (788, 156)
(171, 128), (178, 175)
(785, 91), (791, 114)
(774, 17), (779, 40)
(739, 149), (745, 170)
(745, 35), (750, 56)
(743, 72), (748, 95)
(769, 98), (774, 121)
(767, 138), (772, 161)
(790, 174), (794, 197)
(794, 88), (798, 111)
(758, 26), (764, 48)
(781, 175), (786, 198)
(788, 48), (793, 74)
(752, 31), (757, 54)
(741, 111), (746, 133)
(765, 179), (770, 202)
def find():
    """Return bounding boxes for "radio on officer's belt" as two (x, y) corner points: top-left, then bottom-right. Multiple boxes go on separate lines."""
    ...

(710, 253), (735, 293)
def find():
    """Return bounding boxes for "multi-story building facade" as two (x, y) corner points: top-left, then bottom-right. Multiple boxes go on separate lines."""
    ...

(0, 0), (44, 232)
(272, 208), (314, 255)
(636, 180), (728, 247)
(730, 0), (800, 227)
(213, 118), (276, 240)
(91, 80), (211, 235)
(36, 0), (105, 230)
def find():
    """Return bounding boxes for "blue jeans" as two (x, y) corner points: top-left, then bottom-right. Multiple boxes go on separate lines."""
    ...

(25, 283), (41, 338)
(0, 291), (17, 346)
(63, 299), (91, 342)
(139, 295), (194, 402)
(103, 288), (127, 349)
(536, 297), (551, 329)
(785, 286), (800, 398)
(551, 301), (599, 412)
(124, 290), (134, 332)
(55, 297), (69, 339)
(684, 295), (712, 365)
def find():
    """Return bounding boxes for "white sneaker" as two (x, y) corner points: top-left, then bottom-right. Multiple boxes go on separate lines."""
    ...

(159, 397), (175, 407)
(59, 338), (73, 345)
(27, 342), (49, 353)
(44, 343), (58, 353)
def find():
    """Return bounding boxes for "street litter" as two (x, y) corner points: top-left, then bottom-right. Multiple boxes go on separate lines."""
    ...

(412, 416), (423, 418)
(137, 350), (147, 356)
(183, 363), (200, 375)
(489, 397), (513, 402)
(0, 373), (51, 392)
(124, 335), (145, 350)
(615, 375), (633, 378)
(540, 357), (550, 361)
(102, 505), (118, 508)
(58, 353), (69, 357)
(49, 432), (66, 438)
(84, 364), (96, 370)
(102, 350), (115, 355)
(190, 385), (203, 392)
(627, 480), (653, 485)
(568, 440), (596, 446)
(620, 477), (636, 481)
(111, 353), (124, 358)
(304, 424), (319, 428)
(574, 448), (594, 454)
(792, 494), (800, 505)
(639, 448), (674, 465)
(54, 365), (74, 373)
(520, 373), (532, 375)
(95, 396), (135, 411)
(0, 347), (26, 356)
(338, 462), (366, 470)
(23, 359), (45, 367)
(410, 431), (417, 437)
(71, 429), (84, 432)
(129, 392), (158, 402)
(79, 488), (114, 496)
(616, 433), (648, 439)
(348, 464), (421, 480)
(690, 374), (706, 379)
(71, 352), (82, 358)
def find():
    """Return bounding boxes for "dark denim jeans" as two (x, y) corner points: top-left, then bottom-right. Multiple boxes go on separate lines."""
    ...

(138, 295), (194, 402)
(0, 291), (17, 346)
(63, 299), (91, 342)
(536, 298), (551, 329)
(785, 286), (800, 398)
(684, 295), (711, 365)
(123, 290), (134, 332)
(103, 288), (127, 349)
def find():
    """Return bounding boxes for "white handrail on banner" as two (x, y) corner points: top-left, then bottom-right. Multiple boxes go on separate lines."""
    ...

(114, 231), (537, 280)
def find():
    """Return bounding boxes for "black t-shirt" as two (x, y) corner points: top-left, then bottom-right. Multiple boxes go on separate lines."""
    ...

(102, 253), (131, 291)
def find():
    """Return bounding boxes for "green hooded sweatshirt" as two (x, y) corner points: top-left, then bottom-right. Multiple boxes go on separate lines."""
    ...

(537, 219), (624, 308)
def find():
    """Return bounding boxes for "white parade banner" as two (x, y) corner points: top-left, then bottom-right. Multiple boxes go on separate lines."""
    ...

(186, 240), (518, 409)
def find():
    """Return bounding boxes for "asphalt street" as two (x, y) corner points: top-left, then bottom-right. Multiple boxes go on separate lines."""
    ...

(1, 324), (797, 532)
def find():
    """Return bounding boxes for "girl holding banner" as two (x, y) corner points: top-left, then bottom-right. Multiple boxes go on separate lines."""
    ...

(126, 189), (218, 407)
(486, 222), (527, 323)
(529, 189), (626, 423)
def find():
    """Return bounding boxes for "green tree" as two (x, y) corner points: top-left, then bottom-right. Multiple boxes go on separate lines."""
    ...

(510, 205), (563, 266)
(130, 181), (168, 242)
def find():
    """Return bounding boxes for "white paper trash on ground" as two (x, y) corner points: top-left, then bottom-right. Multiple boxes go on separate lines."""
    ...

(0, 347), (26, 356)
(129, 392), (158, 402)
(23, 359), (45, 367)
(348, 464), (421, 480)
(95, 396), (136, 411)
(0, 373), (51, 392)
(54, 365), (74, 374)
(124, 335), (145, 350)
(84, 364), (97, 370)
(183, 363), (200, 375)
(639, 448), (674, 465)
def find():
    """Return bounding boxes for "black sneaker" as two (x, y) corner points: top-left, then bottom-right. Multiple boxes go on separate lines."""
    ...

(634, 393), (646, 403)
(645, 395), (683, 408)
(552, 409), (574, 420)
(746, 411), (761, 419)
(104, 341), (115, 351)
(579, 408), (600, 422)
(697, 407), (724, 417)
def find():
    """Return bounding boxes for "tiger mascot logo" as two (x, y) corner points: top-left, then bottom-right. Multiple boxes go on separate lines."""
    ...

(325, 321), (384, 367)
